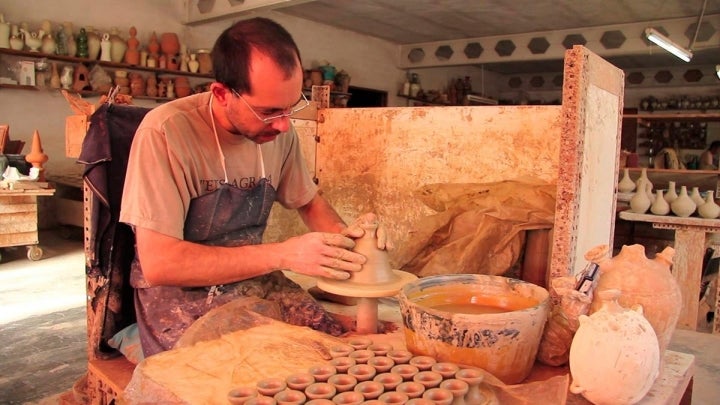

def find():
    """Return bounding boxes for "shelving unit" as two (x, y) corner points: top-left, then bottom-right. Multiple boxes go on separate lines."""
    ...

(0, 48), (213, 102)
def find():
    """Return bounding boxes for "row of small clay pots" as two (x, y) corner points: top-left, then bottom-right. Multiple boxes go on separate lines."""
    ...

(228, 337), (489, 404)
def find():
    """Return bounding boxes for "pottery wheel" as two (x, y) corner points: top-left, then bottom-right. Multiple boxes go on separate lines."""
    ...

(317, 269), (417, 298)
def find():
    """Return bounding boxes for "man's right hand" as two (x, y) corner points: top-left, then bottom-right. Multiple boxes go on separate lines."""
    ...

(280, 232), (366, 279)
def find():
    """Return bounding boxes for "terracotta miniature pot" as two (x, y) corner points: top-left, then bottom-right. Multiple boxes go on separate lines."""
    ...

(353, 381), (384, 400)
(378, 391), (410, 404)
(396, 381), (426, 399)
(331, 391), (364, 405)
(409, 356), (437, 371)
(431, 362), (460, 379)
(227, 386), (257, 404)
(367, 356), (395, 373)
(274, 389), (306, 405)
(390, 364), (419, 381)
(348, 349), (374, 364)
(347, 336), (373, 350)
(304, 382), (336, 400)
(328, 373), (357, 393)
(255, 377), (286, 397)
(373, 372), (403, 391)
(329, 356), (356, 374)
(413, 370), (443, 390)
(367, 342), (393, 356)
(329, 343), (355, 358)
(347, 364), (377, 382)
(285, 373), (315, 391)
(439, 378), (470, 404)
(308, 364), (337, 383)
(422, 387), (455, 405)
(304, 400), (334, 405)
(387, 349), (413, 365)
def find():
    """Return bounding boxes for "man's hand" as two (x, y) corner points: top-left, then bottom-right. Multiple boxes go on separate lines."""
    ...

(280, 232), (366, 280)
(341, 212), (394, 251)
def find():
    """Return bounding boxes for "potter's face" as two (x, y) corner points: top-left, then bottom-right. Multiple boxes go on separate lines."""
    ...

(224, 51), (305, 144)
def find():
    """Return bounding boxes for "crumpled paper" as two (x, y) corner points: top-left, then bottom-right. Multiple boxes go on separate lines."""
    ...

(394, 177), (556, 277)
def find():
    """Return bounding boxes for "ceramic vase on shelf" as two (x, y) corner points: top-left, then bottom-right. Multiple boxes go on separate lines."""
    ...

(109, 27), (126, 63)
(63, 22), (76, 58)
(690, 187), (704, 208)
(0, 13), (10, 49)
(570, 289), (660, 405)
(698, 191), (720, 219)
(617, 168), (635, 193)
(99, 33), (111, 62)
(84, 26), (100, 60)
(9, 25), (24, 50)
(664, 181), (678, 203)
(636, 167), (653, 193)
(629, 179), (651, 214)
(60, 65), (74, 90)
(124, 26), (140, 65)
(650, 190), (670, 215)
(589, 244), (680, 358)
(188, 53), (199, 73)
(160, 32), (180, 69)
(670, 186), (696, 217)
(75, 28), (88, 58)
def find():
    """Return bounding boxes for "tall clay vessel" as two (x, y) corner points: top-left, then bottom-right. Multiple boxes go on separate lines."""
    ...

(589, 244), (680, 357)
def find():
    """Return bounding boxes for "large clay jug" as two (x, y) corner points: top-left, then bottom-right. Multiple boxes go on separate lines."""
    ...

(589, 244), (680, 357)
(570, 289), (660, 405)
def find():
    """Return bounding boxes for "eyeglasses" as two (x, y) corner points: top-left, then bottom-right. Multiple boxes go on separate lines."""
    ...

(230, 89), (310, 124)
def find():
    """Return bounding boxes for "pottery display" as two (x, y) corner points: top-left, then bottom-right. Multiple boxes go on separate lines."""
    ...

(125, 26), (140, 65)
(698, 191), (720, 219)
(109, 27), (126, 63)
(589, 244), (680, 357)
(84, 26), (100, 60)
(664, 181), (678, 203)
(649, 189), (670, 215)
(670, 186), (696, 217)
(0, 13), (10, 49)
(617, 168), (635, 193)
(570, 289), (660, 405)
(75, 28), (88, 58)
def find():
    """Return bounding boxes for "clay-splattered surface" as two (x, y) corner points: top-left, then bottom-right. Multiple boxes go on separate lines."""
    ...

(312, 106), (561, 257)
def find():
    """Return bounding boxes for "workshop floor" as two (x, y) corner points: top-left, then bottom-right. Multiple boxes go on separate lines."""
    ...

(0, 228), (719, 404)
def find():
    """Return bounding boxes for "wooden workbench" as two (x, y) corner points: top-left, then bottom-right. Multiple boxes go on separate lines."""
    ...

(0, 186), (55, 262)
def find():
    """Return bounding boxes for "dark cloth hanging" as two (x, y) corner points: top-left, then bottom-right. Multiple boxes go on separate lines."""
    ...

(78, 103), (151, 357)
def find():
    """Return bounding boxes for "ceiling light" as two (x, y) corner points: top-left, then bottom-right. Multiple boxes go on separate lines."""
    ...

(716, 65), (720, 79)
(644, 28), (693, 62)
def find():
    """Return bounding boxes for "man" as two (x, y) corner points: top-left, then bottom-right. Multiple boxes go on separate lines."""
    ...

(120, 17), (385, 356)
(700, 140), (720, 170)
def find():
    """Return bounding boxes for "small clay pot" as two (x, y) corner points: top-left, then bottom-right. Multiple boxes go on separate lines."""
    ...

(367, 356), (395, 373)
(285, 373), (315, 391)
(349, 349), (375, 364)
(227, 386), (257, 404)
(304, 382), (336, 400)
(308, 364), (337, 382)
(390, 364), (419, 381)
(347, 336), (373, 350)
(431, 362), (460, 379)
(405, 398), (436, 405)
(256, 377), (287, 397)
(409, 356), (437, 371)
(305, 400), (334, 405)
(439, 378), (469, 402)
(378, 391), (409, 404)
(353, 380), (384, 400)
(413, 371), (443, 389)
(329, 343), (355, 358)
(422, 387), (455, 405)
(387, 349), (413, 365)
(329, 356), (356, 373)
(347, 364), (377, 382)
(328, 373), (358, 393)
(331, 391), (365, 405)
(396, 381), (426, 399)
(244, 396), (277, 405)
(373, 372), (403, 391)
(274, 389), (306, 405)
(367, 342), (393, 356)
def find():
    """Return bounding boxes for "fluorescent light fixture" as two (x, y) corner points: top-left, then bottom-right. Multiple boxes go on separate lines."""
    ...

(716, 65), (720, 79)
(644, 28), (693, 62)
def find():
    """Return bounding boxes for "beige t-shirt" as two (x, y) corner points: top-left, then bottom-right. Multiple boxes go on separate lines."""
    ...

(119, 92), (317, 239)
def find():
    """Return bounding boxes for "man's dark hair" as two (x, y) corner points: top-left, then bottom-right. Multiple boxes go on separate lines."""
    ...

(710, 141), (720, 151)
(212, 17), (302, 95)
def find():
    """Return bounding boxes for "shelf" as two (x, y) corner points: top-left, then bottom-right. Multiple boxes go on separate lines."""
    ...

(0, 48), (214, 79)
(624, 112), (720, 122)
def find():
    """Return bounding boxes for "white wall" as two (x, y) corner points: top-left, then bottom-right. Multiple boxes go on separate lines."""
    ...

(0, 1), (405, 177)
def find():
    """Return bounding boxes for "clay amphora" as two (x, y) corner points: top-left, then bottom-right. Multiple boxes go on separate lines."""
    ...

(570, 289), (660, 405)
(617, 168), (635, 193)
(698, 191), (720, 219)
(629, 179), (651, 213)
(670, 186), (696, 217)
(664, 181), (678, 203)
(589, 244), (680, 357)
(650, 189), (670, 215)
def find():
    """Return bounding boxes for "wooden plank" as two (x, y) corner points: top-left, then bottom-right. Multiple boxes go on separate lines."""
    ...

(65, 114), (89, 159)
(0, 231), (38, 246)
(0, 203), (37, 214)
(0, 213), (37, 228)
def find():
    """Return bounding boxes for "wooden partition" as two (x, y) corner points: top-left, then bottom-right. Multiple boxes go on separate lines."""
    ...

(266, 46), (624, 281)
